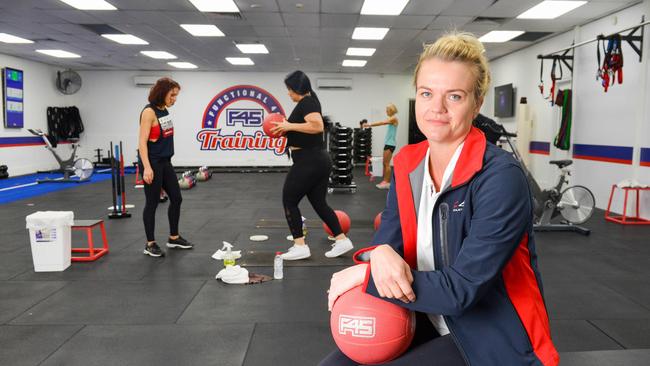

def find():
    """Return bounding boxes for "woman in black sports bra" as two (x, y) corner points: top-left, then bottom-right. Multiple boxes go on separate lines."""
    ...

(270, 70), (354, 260)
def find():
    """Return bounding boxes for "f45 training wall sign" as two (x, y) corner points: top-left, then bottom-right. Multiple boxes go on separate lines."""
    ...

(197, 85), (288, 165)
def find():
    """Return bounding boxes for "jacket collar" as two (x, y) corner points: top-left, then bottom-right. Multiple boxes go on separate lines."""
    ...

(397, 126), (487, 189)
(392, 126), (487, 269)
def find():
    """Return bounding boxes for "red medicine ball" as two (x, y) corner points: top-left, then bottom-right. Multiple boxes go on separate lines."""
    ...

(262, 113), (285, 138)
(323, 210), (351, 236)
(330, 286), (415, 365)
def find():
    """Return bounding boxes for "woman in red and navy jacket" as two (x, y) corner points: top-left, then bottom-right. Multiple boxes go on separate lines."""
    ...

(322, 32), (559, 366)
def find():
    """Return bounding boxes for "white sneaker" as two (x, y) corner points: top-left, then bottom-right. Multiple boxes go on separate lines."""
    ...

(376, 181), (391, 190)
(325, 238), (354, 258)
(281, 244), (311, 260)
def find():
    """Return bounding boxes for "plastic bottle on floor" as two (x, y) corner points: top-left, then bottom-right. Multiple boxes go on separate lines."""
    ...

(274, 251), (283, 280)
(223, 242), (236, 267)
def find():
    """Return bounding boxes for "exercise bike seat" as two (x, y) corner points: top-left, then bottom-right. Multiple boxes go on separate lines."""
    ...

(549, 159), (573, 168)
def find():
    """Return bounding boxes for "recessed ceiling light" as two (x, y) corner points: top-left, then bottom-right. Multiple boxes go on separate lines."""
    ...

(226, 57), (254, 65)
(346, 47), (376, 56)
(0, 33), (34, 44)
(235, 44), (269, 54)
(59, 0), (116, 10)
(360, 0), (409, 15)
(352, 27), (389, 40)
(102, 34), (148, 45)
(517, 1), (587, 19)
(168, 62), (198, 69)
(188, 0), (239, 13)
(36, 49), (81, 58)
(478, 30), (525, 43)
(343, 60), (367, 67)
(140, 51), (177, 59)
(180, 24), (225, 37)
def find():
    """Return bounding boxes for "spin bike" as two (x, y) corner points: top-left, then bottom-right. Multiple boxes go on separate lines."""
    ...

(28, 129), (94, 183)
(494, 127), (595, 235)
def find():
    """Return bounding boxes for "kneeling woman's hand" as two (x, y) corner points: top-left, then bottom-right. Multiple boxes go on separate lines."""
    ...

(327, 264), (368, 311)
(370, 245), (416, 304)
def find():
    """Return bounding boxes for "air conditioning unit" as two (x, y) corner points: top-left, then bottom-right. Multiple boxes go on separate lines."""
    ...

(133, 75), (162, 87)
(316, 78), (352, 90)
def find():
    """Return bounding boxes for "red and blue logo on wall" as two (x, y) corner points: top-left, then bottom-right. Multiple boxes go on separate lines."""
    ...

(197, 85), (287, 155)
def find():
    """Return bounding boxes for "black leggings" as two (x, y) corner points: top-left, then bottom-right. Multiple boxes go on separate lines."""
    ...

(319, 313), (466, 366)
(142, 157), (182, 242)
(283, 148), (342, 239)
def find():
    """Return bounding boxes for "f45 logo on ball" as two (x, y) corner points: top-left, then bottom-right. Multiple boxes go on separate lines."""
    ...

(338, 315), (376, 338)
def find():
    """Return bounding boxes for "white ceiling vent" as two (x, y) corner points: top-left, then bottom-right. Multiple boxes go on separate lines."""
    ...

(316, 78), (352, 90)
(133, 75), (163, 87)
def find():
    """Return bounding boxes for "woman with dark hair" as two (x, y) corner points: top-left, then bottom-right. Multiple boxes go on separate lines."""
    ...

(138, 77), (193, 257)
(270, 70), (354, 260)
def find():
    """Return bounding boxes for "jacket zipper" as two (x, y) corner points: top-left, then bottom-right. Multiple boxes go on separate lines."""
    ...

(439, 202), (450, 267)
(437, 193), (471, 365)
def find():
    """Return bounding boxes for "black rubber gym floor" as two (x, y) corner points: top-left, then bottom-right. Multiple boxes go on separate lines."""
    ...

(1, 168), (649, 365)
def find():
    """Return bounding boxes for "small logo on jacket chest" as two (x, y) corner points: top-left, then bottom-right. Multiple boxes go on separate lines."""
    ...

(452, 200), (465, 213)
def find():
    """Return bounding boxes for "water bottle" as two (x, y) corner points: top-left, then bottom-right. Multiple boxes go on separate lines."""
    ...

(274, 252), (283, 279)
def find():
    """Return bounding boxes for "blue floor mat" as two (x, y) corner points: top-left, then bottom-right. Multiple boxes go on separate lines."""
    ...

(0, 172), (119, 204)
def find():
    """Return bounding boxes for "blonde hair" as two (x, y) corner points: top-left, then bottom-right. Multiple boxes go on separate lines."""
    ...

(386, 103), (398, 116)
(413, 31), (491, 103)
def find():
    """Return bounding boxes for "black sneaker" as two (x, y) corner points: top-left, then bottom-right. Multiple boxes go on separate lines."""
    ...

(143, 242), (165, 257)
(159, 195), (168, 203)
(166, 236), (193, 249)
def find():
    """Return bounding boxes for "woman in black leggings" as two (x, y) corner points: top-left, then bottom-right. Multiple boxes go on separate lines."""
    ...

(271, 70), (354, 260)
(138, 77), (193, 257)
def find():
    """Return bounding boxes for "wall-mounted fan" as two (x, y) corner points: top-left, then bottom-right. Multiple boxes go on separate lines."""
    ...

(56, 70), (82, 95)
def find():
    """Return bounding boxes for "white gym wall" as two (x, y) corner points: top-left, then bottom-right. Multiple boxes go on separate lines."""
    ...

(486, 2), (650, 217)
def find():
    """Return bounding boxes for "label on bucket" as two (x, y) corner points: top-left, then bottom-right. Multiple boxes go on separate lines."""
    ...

(34, 228), (56, 242)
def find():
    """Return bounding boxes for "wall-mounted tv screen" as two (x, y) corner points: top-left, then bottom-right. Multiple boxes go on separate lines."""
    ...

(494, 83), (514, 118)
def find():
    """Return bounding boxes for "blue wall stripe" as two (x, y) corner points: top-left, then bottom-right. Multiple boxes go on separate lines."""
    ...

(529, 141), (550, 153)
(573, 144), (633, 162)
(0, 136), (44, 146)
(641, 148), (650, 166)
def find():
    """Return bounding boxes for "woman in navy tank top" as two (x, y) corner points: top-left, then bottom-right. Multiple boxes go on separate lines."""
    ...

(138, 77), (194, 257)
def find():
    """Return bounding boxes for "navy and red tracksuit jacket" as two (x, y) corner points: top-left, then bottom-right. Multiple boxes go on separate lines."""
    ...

(354, 127), (559, 366)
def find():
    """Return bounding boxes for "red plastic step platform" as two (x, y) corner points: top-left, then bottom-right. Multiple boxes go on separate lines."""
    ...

(71, 219), (109, 261)
(605, 185), (650, 225)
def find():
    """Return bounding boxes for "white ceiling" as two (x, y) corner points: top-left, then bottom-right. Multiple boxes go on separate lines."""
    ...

(0, 0), (640, 74)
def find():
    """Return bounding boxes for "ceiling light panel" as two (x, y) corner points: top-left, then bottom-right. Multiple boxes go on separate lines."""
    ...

(188, 0), (239, 13)
(0, 33), (33, 44)
(226, 57), (254, 65)
(102, 34), (148, 45)
(180, 24), (225, 37)
(517, 1), (587, 19)
(236, 44), (269, 54)
(342, 59), (367, 67)
(36, 49), (81, 58)
(478, 31), (525, 43)
(352, 27), (389, 40)
(59, 0), (116, 10)
(141, 51), (177, 59)
(168, 62), (198, 69)
(346, 47), (376, 56)
(360, 0), (409, 15)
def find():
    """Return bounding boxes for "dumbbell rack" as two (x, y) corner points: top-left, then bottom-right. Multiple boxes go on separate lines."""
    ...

(327, 124), (357, 193)
(353, 127), (372, 165)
